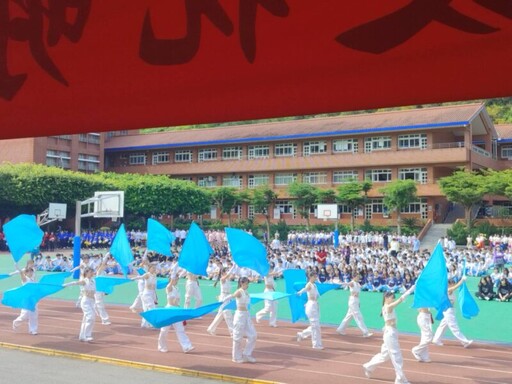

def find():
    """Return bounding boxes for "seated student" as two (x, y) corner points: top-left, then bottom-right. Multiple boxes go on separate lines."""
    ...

(475, 276), (496, 301)
(363, 271), (383, 292)
(490, 267), (503, 288)
(385, 271), (399, 293)
(496, 277), (512, 302)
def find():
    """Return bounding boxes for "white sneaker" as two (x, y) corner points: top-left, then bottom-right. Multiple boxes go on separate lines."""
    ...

(336, 329), (346, 336)
(432, 340), (443, 346)
(270, 324), (277, 328)
(362, 332), (373, 338)
(243, 355), (256, 363)
(463, 340), (473, 348)
(232, 358), (244, 363)
(296, 332), (303, 342)
(102, 321), (111, 325)
(363, 366), (372, 379)
(158, 348), (168, 353)
(206, 329), (216, 336)
(85, 337), (94, 342)
(312, 345), (324, 350)
(29, 331), (38, 335)
(184, 346), (195, 354)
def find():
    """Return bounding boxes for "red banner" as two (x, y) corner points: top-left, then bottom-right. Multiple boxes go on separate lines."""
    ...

(1, 0), (511, 139)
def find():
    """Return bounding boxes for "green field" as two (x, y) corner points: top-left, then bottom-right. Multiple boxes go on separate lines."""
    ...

(1, 253), (510, 345)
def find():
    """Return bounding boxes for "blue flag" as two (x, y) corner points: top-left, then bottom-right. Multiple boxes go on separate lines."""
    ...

(3, 215), (44, 262)
(39, 272), (72, 286)
(95, 276), (132, 294)
(2, 283), (63, 311)
(283, 269), (307, 323)
(412, 242), (451, 319)
(147, 219), (175, 257)
(178, 222), (213, 276)
(458, 281), (479, 319)
(109, 224), (133, 275)
(294, 282), (340, 296)
(157, 278), (169, 290)
(140, 302), (222, 328)
(333, 229), (339, 248)
(225, 227), (269, 277)
(0, 274), (11, 280)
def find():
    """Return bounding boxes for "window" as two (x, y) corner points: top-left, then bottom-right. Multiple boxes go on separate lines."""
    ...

(248, 174), (269, 188)
(175, 150), (192, 163)
(274, 173), (297, 186)
(129, 153), (146, 165)
(222, 175), (243, 188)
(78, 133), (100, 144)
(275, 200), (294, 214)
(46, 150), (71, 169)
(248, 205), (255, 219)
(365, 199), (384, 220)
(274, 143), (297, 157)
(365, 169), (392, 182)
(333, 138), (358, 153)
(51, 135), (71, 140)
(152, 151), (170, 164)
(198, 176), (217, 188)
(501, 146), (512, 159)
(222, 146), (242, 160)
(79, 133), (88, 142)
(232, 205), (242, 219)
(399, 168), (427, 184)
(333, 170), (358, 184)
(303, 172), (327, 184)
(78, 154), (100, 172)
(198, 148), (218, 162)
(401, 199), (427, 219)
(364, 136), (391, 153)
(398, 134), (427, 149)
(248, 145), (270, 159)
(175, 176), (193, 182)
(303, 141), (327, 156)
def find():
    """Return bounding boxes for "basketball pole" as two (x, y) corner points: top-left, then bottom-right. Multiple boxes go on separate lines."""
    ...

(73, 200), (82, 279)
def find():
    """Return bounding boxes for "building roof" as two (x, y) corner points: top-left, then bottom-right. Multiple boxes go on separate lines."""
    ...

(105, 103), (485, 151)
(496, 124), (512, 143)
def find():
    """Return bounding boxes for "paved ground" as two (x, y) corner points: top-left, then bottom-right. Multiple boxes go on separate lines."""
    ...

(1, 299), (511, 384)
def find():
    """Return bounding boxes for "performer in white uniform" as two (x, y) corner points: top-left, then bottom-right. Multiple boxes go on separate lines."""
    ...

(411, 308), (433, 362)
(296, 271), (323, 350)
(12, 265), (38, 335)
(158, 277), (195, 353)
(184, 272), (202, 309)
(432, 276), (473, 348)
(64, 267), (98, 342)
(336, 274), (373, 337)
(363, 287), (415, 384)
(94, 254), (111, 325)
(131, 263), (157, 328)
(225, 277), (257, 363)
(207, 267), (234, 336)
(255, 271), (278, 327)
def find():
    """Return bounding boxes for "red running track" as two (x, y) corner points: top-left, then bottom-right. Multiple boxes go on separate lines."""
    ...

(0, 300), (511, 384)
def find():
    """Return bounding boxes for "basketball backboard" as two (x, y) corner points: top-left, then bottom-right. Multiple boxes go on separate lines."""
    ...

(93, 191), (124, 218)
(49, 203), (67, 220)
(316, 204), (338, 220)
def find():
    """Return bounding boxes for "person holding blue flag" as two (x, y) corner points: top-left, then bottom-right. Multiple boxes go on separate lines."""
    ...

(296, 270), (323, 350)
(207, 266), (235, 336)
(255, 269), (279, 328)
(336, 273), (373, 338)
(411, 307), (434, 363)
(158, 277), (195, 354)
(363, 286), (415, 384)
(12, 264), (39, 335)
(131, 262), (158, 328)
(432, 276), (473, 348)
(223, 276), (257, 363)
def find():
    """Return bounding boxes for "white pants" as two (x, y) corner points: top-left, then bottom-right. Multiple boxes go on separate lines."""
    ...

(13, 307), (38, 334)
(364, 326), (409, 384)
(255, 288), (277, 326)
(141, 290), (156, 327)
(79, 297), (96, 340)
(232, 310), (257, 361)
(184, 280), (202, 309)
(94, 292), (110, 323)
(412, 312), (433, 361)
(432, 307), (470, 345)
(207, 293), (233, 334)
(158, 321), (193, 352)
(129, 292), (143, 312)
(337, 296), (369, 334)
(298, 301), (323, 349)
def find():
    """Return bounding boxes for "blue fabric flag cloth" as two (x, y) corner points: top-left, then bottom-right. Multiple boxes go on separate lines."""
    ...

(147, 218), (175, 257)
(223, 291), (291, 310)
(157, 278), (169, 290)
(225, 227), (269, 277)
(333, 229), (339, 248)
(0, 274), (11, 280)
(38, 272), (72, 286)
(178, 222), (213, 276)
(3, 214), (44, 262)
(140, 302), (222, 328)
(293, 282), (340, 296)
(95, 276), (132, 294)
(284, 269), (307, 323)
(412, 242), (451, 320)
(109, 224), (133, 275)
(2, 283), (63, 311)
(458, 281), (480, 319)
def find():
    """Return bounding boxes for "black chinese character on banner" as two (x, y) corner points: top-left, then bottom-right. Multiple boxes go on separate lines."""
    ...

(0, 0), (91, 101)
(336, 0), (501, 54)
(139, 0), (289, 65)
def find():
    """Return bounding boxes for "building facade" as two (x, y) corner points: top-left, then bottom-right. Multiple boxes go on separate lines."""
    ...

(103, 103), (512, 227)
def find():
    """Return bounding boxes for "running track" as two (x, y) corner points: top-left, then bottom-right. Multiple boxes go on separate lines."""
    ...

(0, 300), (510, 384)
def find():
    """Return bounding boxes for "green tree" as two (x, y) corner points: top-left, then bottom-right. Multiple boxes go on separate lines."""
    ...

(379, 179), (418, 235)
(288, 182), (318, 229)
(336, 180), (372, 231)
(251, 185), (278, 241)
(316, 189), (337, 204)
(210, 187), (238, 227)
(439, 170), (486, 231)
